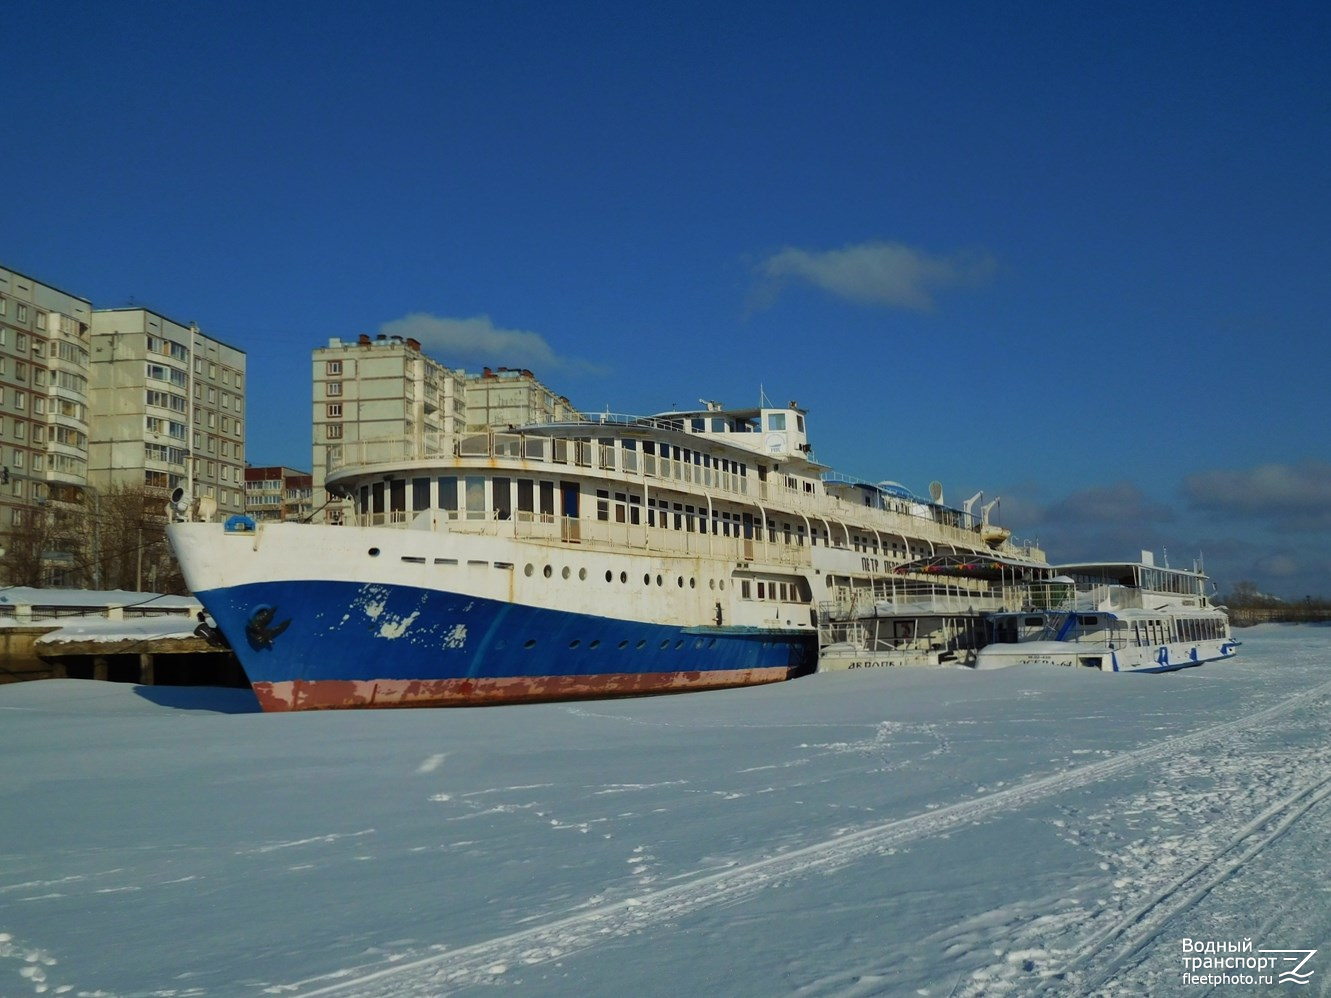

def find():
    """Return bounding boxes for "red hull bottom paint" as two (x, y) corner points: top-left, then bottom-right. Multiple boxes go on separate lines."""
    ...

(252, 668), (793, 712)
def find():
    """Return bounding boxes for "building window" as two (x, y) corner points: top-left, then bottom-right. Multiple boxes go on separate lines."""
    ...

(326, 360), (342, 375)
(326, 423), (342, 439)
(327, 381), (342, 397)
(326, 403), (342, 418)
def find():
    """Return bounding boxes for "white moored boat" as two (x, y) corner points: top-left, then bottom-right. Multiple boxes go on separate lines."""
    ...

(975, 552), (1239, 672)
(816, 552), (1053, 670)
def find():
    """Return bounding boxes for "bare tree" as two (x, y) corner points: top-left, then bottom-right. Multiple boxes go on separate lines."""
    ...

(2, 503), (83, 587)
(85, 484), (187, 594)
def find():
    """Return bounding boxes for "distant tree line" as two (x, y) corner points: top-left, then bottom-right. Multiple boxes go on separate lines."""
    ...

(1223, 581), (1331, 624)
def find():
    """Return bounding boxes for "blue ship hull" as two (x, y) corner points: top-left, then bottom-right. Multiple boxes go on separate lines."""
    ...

(196, 579), (816, 711)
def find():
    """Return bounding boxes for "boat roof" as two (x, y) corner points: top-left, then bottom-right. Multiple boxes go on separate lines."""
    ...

(895, 553), (1052, 581)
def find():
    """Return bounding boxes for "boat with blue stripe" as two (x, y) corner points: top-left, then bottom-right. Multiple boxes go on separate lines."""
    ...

(168, 383), (1043, 710)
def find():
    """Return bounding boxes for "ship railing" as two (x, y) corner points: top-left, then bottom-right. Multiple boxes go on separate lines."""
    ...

(427, 511), (811, 566)
(326, 432), (1044, 562)
(820, 578), (1026, 620)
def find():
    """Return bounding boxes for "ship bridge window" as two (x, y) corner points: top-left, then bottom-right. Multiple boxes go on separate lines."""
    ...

(768, 413), (786, 431)
(412, 477), (430, 511)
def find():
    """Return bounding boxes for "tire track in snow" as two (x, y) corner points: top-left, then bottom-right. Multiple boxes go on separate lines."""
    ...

(284, 678), (1331, 996)
(1049, 773), (1331, 994)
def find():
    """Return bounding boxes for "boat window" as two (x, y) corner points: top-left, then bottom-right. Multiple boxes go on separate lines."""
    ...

(412, 477), (430, 511)
(517, 478), (534, 515)
(437, 476), (458, 512)
(389, 479), (406, 518)
(465, 476), (485, 519)
(768, 413), (786, 431)
(539, 481), (555, 518)
(493, 477), (511, 520)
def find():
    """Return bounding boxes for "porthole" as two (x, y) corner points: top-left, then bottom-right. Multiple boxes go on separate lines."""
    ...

(636, 640), (647, 650)
(709, 579), (716, 590)
(674, 640), (685, 649)
(689, 578), (696, 589)
(579, 568), (588, 581)
(569, 639), (581, 649)
(562, 566), (571, 580)
(644, 573), (651, 585)
(523, 639), (537, 649)
(620, 571), (628, 584)
(694, 638), (704, 649)
(368, 547), (381, 557)
(543, 564), (553, 578)
(660, 639), (671, 650)
(618, 640), (629, 650)
(589, 639), (601, 649)
(656, 574), (663, 586)
(606, 570), (613, 583)
(677, 576), (684, 588)
(524, 564), (535, 577)
(719, 580), (725, 591)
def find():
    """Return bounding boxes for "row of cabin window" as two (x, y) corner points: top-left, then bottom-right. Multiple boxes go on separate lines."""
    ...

(360, 476), (808, 544)
(739, 579), (810, 603)
(356, 475), (932, 558)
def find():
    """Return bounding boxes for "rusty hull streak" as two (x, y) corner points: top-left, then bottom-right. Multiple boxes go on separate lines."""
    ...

(251, 668), (791, 712)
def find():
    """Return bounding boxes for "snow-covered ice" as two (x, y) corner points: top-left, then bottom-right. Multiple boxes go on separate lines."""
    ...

(1, 624), (1328, 996)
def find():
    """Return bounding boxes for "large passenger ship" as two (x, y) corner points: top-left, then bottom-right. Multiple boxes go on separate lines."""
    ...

(167, 398), (1044, 710)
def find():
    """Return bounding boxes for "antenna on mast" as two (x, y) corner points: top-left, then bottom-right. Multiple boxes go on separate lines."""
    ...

(759, 384), (772, 408)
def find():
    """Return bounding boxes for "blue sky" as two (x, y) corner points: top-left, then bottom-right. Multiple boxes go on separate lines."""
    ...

(6, 2), (1329, 599)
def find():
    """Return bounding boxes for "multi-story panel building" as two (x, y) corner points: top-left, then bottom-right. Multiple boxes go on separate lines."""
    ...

(311, 334), (467, 522)
(0, 266), (95, 583)
(89, 308), (246, 517)
(309, 335), (581, 524)
(245, 465), (313, 522)
(465, 366), (580, 431)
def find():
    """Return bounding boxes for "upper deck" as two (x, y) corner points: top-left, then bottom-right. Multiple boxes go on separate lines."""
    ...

(321, 402), (1044, 567)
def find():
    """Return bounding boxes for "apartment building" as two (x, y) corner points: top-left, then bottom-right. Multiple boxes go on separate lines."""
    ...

(245, 465), (313, 522)
(311, 334), (467, 522)
(310, 336), (579, 523)
(465, 366), (580, 431)
(0, 266), (95, 581)
(89, 308), (247, 516)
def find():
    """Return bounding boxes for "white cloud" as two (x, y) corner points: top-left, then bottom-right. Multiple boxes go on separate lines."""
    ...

(378, 313), (607, 375)
(753, 240), (996, 311)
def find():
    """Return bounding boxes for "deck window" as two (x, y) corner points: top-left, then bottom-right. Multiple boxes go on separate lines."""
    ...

(437, 476), (458, 512)
(412, 477), (430, 511)
(465, 477), (485, 519)
(493, 477), (512, 520)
